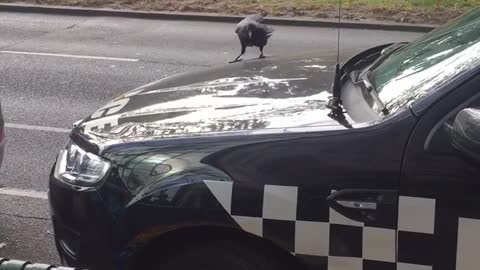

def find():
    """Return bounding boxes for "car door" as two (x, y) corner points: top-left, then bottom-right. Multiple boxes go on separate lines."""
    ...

(203, 115), (415, 270)
(399, 74), (480, 270)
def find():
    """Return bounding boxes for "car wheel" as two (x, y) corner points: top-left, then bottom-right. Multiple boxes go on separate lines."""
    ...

(147, 239), (299, 270)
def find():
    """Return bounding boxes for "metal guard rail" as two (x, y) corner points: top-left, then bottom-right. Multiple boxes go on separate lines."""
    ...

(0, 258), (79, 270)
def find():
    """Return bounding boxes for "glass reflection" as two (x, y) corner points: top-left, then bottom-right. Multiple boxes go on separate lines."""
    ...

(370, 8), (480, 114)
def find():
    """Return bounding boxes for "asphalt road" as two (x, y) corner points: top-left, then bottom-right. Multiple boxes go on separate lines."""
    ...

(0, 11), (424, 265)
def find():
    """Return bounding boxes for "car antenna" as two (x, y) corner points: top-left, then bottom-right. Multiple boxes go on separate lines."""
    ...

(326, 0), (344, 118)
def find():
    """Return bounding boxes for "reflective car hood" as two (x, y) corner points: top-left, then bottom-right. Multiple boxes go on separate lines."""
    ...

(78, 53), (347, 144)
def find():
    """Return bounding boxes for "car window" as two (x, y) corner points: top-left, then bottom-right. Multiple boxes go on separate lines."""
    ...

(369, 8), (480, 115)
(425, 80), (480, 154)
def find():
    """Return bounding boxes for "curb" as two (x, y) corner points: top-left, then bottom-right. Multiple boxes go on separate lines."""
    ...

(0, 3), (436, 32)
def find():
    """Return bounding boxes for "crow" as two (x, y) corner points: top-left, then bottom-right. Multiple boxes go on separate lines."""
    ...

(230, 15), (273, 63)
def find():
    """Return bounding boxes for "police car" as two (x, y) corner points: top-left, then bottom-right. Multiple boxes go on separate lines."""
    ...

(49, 8), (480, 270)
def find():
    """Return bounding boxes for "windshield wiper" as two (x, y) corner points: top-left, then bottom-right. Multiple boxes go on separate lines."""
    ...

(361, 72), (389, 116)
(327, 43), (405, 119)
(367, 42), (409, 72)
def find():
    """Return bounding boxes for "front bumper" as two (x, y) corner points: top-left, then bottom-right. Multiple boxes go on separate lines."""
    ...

(49, 167), (121, 270)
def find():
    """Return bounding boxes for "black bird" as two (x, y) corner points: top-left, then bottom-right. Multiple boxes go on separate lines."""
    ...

(230, 15), (273, 63)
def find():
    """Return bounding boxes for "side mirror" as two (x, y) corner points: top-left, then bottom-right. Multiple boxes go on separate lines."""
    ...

(446, 108), (480, 162)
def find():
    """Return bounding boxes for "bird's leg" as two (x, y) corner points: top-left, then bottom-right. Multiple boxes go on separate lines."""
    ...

(229, 45), (246, 63)
(258, 46), (265, 59)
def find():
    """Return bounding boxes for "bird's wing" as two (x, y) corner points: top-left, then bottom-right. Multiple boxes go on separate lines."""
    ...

(235, 21), (248, 36)
(253, 22), (274, 38)
(245, 14), (264, 23)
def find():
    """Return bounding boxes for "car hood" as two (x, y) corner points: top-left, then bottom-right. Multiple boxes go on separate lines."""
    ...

(77, 52), (350, 146)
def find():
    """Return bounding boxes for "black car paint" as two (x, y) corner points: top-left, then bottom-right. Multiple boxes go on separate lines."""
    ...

(49, 39), (480, 270)
(74, 52), (347, 150)
(50, 45), (401, 269)
(399, 75), (480, 269)
(71, 44), (392, 155)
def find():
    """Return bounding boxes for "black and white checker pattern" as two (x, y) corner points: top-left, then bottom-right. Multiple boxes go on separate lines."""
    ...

(456, 217), (480, 270)
(397, 196), (436, 270)
(396, 196), (480, 270)
(204, 181), (396, 270)
(204, 181), (480, 270)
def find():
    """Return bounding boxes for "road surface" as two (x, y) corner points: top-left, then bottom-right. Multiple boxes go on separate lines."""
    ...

(0, 11), (424, 264)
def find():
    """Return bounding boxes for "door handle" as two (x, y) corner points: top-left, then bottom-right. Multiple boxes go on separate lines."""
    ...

(335, 200), (377, 210)
(327, 189), (397, 225)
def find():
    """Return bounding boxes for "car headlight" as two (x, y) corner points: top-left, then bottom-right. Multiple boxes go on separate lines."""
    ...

(54, 141), (111, 187)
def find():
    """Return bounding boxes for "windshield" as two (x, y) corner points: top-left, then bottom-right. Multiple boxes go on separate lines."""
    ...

(369, 8), (480, 114)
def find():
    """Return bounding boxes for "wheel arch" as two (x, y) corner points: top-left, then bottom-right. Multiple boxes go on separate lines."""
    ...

(128, 225), (306, 270)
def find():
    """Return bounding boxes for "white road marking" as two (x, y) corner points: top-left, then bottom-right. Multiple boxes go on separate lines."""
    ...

(0, 188), (48, 200)
(0, 50), (140, 62)
(5, 123), (70, 133)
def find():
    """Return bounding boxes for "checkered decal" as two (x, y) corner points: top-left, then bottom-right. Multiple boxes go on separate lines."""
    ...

(204, 181), (397, 270)
(397, 196), (436, 270)
(204, 181), (480, 270)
